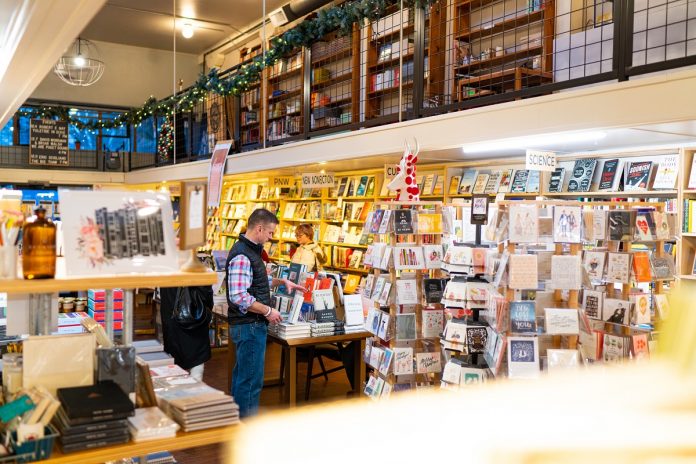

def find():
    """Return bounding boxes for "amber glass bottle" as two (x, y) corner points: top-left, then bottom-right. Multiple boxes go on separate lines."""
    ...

(22, 207), (56, 279)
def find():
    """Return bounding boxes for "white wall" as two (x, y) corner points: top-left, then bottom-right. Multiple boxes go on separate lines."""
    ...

(30, 40), (201, 107)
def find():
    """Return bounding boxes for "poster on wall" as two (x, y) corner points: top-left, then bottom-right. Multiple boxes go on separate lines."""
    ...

(29, 119), (69, 166)
(59, 190), (178, 276)
(207, 140), (233, 207)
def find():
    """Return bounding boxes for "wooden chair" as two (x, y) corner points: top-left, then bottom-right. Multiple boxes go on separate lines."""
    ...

(279, 343), (347, 401)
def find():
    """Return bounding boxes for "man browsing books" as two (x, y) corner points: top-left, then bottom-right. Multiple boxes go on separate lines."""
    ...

(226, 209), (306, 418)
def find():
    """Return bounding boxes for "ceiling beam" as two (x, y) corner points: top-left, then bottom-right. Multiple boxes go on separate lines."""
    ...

(0, 0), (107, 128)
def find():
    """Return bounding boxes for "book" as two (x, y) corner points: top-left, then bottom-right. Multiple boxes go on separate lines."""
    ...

(343, 294), (364, 327)
(498, 169), (514, 193)
(365, 176), (376, 196)
(624, 160), (652, 191)
(526, 170), (540, 193)
(507, 337), (540, 379)
(58, 382), (134, 422)
(567, 159), (598, 192)
(432, 175), (445, 195)
(582, 289), (604, 319)
(509, 301), (536, 333)
(483, 171), (502, 194)
(422, 174), (435, 195)
(472, 174), (489, 194)
(603, 298), (631, 325)
(547, 167), (565, 192)
(652, 154), (678, 189)
(336, 177), (348, 197)
(544, 308), (580, 335)
(598, 159), (620, 190)
(689, 156), (696, 189)
(459, 170), (478, 193)
(510, 170), (529, 193)
(393, 209), (415, 234)
(355, 176), (369, 196)
(448, 176), (462, 195)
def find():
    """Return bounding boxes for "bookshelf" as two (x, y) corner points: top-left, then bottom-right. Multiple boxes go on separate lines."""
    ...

(266, 45), (304, 144)
(453, 0), (554, 101)
(309, 27), (360, 132)
(679, 148), (696, 283)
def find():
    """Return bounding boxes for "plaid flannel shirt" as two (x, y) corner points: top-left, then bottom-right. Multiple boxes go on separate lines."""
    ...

(227, 254), (273, 313)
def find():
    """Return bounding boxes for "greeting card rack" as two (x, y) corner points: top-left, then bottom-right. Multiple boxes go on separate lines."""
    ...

(362, 200), (445, 397)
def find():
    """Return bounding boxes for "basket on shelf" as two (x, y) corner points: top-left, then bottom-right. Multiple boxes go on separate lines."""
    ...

(7, 426), (58, 463)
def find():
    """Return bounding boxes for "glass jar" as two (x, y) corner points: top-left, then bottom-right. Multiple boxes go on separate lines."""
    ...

(22, 207), (56, 280)
(2, 353), (22, 398)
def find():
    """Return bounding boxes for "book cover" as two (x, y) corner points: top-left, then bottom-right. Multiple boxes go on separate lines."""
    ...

(509, 301), (536, 333)
(483, 171), (502, 194)
(652, 154), (679, 189)
(632, 251), (653, 282)
(422, 174), (435, 195)
(582, 289), (604, 319)
(393, 209), (415, 234)
(365, 176), (376, 196)
(553, 205), (582, 243)
(432, 175), (445, 195)
(346, 177), (356, 197)
(498, 169), (514, 193)
(510, 170), (529, 193)
(547, 167), (566, 193)
(507, 337), (540, 379)
(598, 159), (620, 190)
(58, 382), (134, 420)
(472, 174), (489, 194)
(355, 176), (369, 196)
(603, 298), (631, 325)
(567, 159), (598, 192)
(624, 160), (652, 191)
(526, 170), (541, 193)
(448, 175), (462, 195)
(459, 170), (478, 193)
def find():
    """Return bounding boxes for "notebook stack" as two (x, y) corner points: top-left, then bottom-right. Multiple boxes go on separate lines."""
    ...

(155, 378), (240, 432)
(55, 382), (134, 453)
(88, 288), (124, 333)
(310, 320), (345, 337)
(268, 322), (311, 339)
(135, 339), (175, 368)
(56, 312), (89, 334)
(127, 407), (179, 442)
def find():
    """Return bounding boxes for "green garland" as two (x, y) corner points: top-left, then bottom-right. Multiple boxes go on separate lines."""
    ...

(18, 0), (437, 131)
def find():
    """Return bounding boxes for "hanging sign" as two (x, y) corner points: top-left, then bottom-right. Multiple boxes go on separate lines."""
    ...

(269, 176), (295, 188)
(301, 172), (335, 188)
(207, 140), (233, 207)
(29, 119), (69, 166)
(384, 163), (399, 183)
(525, 149), (557, 172)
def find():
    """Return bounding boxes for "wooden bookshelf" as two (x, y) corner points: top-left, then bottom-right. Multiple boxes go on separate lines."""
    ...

(265, 46), (304, 144)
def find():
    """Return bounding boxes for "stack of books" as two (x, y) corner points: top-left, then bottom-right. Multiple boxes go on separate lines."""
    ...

(88, 288), (124, 333)
(56, 312), (89, 334)
(135, 338), (175, 368)
(155, 378), (240, 432)
(55, 382), (134, 453)
(127, 407), (179, 442)
(310, 320), (345, 337)
(133, 339), (165, 354)
(268, 322), (311, 339)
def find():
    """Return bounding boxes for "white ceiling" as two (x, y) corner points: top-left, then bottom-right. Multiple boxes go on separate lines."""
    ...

(81, 0), (287, 54)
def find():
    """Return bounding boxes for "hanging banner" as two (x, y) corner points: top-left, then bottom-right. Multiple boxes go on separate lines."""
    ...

(525, 149), (557, 172)
(207, 140), (233, 207)
(29, 119), (69, 166)
(269, 176), (296, 189)
(301, 172), (335, 188)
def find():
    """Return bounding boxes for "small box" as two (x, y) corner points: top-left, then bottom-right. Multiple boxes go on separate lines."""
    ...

(88, 309), (124, 322)
(88, 299), (124, 311)
(88, 289), (124, 301)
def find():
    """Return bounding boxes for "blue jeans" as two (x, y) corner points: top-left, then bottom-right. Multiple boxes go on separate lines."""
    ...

(230, 321), (267, 418)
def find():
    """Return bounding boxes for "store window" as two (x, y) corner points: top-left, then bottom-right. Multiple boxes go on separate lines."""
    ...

(0, 119), (13, 146)
(102, 112), (131, 152)
(68, 109), (99, 150)
(135, 116), (157, 153)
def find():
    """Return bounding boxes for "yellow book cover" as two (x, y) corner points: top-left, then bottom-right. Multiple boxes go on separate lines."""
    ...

(344, 274), (361, 294)
(448, 176), (462, 195)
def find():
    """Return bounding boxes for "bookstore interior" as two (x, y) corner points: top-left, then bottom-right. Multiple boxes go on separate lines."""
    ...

(3, 0), (696, 462)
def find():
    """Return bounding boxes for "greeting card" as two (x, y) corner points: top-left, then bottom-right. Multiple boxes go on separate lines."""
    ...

(550, 255), (583, 290)
(553, 205), (583, 243)
(509, 205), (539, 243)
(392, 347), (414, 375)
(508, 254), (539, 289)
(606, 252), (632, 284)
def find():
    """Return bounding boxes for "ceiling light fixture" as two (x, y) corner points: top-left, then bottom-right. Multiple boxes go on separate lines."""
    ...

(182, 22), (194, 39)
(53, 38), (104, 87)
(461, 131), (607, 154)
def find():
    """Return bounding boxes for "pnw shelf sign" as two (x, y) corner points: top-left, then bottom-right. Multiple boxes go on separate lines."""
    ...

(302, 172), (335, 188)
(525, 149), (557, 172)
(30, 119), (69, 166)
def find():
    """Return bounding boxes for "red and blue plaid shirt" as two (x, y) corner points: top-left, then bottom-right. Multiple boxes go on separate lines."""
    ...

(227, 255), (273, 313)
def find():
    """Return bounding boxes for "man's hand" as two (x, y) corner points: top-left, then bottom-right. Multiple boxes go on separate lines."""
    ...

(284, 279), (307, 293)
(266, 308), (283, 324)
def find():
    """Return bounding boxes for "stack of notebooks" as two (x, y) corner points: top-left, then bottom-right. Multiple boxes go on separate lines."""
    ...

(56, 312), (89, 334)
(155, 377), (240, 432)
(268, 322), (311, 339)
(310, 320), (345, 337)
(135, 339), (175, 368)
(54, 382), (134, 453)
(128, 407), (179, 442)
(88, 288), (124, 333)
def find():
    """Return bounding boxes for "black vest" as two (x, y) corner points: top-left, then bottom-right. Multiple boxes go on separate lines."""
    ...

(225, 235), (271, 325)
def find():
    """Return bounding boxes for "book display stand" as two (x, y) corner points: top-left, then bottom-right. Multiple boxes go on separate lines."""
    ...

(361, 200), (445, 398)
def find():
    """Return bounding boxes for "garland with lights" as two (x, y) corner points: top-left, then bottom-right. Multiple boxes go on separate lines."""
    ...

(17, 0), (437, 130)
(157, 116), (174, 163)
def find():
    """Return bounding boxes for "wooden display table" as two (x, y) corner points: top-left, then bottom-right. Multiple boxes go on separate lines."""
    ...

(268, 331), (371, 407)
(43, 425), (239, 463)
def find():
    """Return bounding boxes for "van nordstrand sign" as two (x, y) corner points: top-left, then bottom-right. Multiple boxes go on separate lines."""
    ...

(525, 149), (557, 172)
(29, 119), (69, 166)
(301, 172), (335, 188)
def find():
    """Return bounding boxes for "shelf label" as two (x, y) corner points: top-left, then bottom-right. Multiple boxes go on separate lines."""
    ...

(269, 176), (295, 188)
(384, 164), (399, 182)
(301, 172), (335, 188)
(525, 149), (557, 172)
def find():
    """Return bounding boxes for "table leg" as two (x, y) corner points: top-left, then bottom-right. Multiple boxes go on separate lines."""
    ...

(285, 347), (296, 407)
(353, 340), (365, 394)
